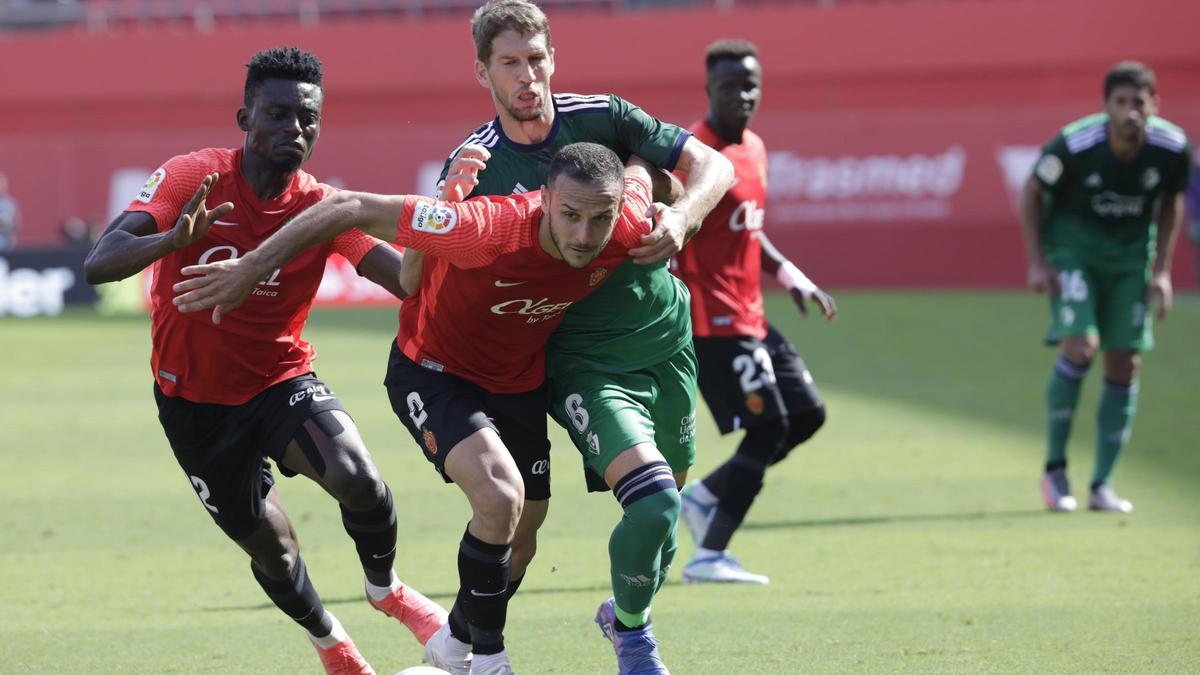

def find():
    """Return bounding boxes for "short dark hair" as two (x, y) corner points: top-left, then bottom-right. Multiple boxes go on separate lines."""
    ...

(472, 0), (552, 64)
(706, 38), (758, 71)
(547, 143), (623, 192)
(1104, 61), (1156, 99)
(244, 46), (324, 106)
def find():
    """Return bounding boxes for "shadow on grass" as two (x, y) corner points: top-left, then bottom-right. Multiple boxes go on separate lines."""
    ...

(202, 582), (613, 613)
(742, 507), (1047, 531)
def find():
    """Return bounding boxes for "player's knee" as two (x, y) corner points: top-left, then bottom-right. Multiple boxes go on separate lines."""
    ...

(786, 405), (826, 448)
(1062, 337), (1098, 366)
(473, 481), (524, 537)
(327, 449), (386, 512)
(1103, 350), (1140, 384)
(248, 540), (299, 580)
(620, 481), (681, 543)
(737, 416), (790, 464)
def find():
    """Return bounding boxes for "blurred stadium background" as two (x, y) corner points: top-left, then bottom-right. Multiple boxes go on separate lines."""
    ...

(1, 0), (1198, 313)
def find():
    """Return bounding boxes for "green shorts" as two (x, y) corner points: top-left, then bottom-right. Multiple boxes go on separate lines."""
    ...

(1044, 254), (1153, 351)
(548, 345), (698, 490)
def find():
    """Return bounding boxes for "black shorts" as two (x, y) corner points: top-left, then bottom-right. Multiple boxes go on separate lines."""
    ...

(383, 341), (552, 500)
(694, 323), (823, 435)
(154, 373), (346, 540)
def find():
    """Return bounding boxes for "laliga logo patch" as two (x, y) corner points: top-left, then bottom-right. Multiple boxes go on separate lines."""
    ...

(136, 167), (167, 204)
(1035, 155), (1063, 186)
(423, 428), (438, 455)
(412, 202), (458, 234)
(588, 268), (608, 287)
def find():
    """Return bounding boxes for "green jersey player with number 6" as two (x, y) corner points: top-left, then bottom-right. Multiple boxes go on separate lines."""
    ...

(402, 2), (732, 672)
(1019, 61), (1191, 514)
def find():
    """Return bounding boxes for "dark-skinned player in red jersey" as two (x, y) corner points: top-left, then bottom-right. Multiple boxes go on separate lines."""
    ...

(170, 143), (680, 675)
(83, 47), (445, 675)
(672, 39), (838, 585)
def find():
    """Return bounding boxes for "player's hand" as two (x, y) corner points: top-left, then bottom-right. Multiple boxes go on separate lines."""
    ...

(171, 173), (234, 250)
(630, 202), (689, 264)
(1028, 260), (1058, 295)
(438, 144), (490, 203)
(790, 285), (838, 321)
(1148, 270), (1173, 320)
(171, 257), (264, 324)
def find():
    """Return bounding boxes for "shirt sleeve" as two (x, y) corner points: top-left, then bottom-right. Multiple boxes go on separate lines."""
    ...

(609, 94), (692, 172)
(611, 175), (655, 249)
(394, 194), (534, 268)
(123, 152), (214, 231)
(1032, 134), (1071, 195)
(331, 228), (386, 267)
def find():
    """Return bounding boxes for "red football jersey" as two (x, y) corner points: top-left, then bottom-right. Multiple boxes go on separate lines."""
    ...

(392, 176), (653, 394)
(125, 147), (381, 405)
(672, 121), (768, 339)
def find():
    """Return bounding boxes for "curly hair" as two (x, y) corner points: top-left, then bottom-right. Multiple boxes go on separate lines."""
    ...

(244, 46), (324, 106)
(705, 39), (758, 71)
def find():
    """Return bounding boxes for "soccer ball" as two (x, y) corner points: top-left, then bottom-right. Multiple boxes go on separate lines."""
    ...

(394, 667), (450, 675)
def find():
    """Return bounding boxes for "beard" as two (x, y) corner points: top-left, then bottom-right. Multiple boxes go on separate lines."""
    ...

(495, 86), (546, 122)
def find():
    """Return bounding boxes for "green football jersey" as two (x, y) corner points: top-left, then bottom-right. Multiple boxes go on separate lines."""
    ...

(1032, 113), (1192, 270)
(439, 92), (694, 374)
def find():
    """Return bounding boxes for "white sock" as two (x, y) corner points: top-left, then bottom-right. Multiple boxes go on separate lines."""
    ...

(365, 570), (400, 602)
(696, 547), (725, 559)
(443, 626), (472, 659)
(309, 611), (348, 649)
(690, 482), (718, 506)
(472, 650), (509, 671)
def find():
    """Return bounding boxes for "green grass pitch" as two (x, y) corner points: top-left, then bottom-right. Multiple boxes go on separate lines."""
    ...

(2, 292), (1197, 673)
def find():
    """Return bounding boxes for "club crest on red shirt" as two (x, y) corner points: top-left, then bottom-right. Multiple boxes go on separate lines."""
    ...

(588, 268), (608, 287)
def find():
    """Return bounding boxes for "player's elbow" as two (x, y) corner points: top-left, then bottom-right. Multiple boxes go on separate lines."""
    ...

(83, 248), (117, 285)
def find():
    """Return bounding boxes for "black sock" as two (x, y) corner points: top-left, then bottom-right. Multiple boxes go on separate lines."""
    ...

(507, 573), (524, 599)
(701, 463), (730, 499)
(448, 591), (471, 643)
(701, 421), (784, 551)
(252, 556), (332, 636)
(458, 526), (512, 655)
(341, 484), (396, 587)
(1046, 459), (1067, 473)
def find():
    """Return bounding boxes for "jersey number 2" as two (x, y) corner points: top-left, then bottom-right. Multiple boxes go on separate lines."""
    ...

(733, 348), (777, 393)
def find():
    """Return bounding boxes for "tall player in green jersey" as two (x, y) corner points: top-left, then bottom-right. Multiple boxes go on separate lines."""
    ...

(1019, 61), (1191, 513)
(403, 1), (732, 671)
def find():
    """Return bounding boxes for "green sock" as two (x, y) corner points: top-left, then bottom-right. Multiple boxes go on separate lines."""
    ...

(655, 521), (678, 594)
(608, 488), (680, 628)
(1046, 356), (1088, 466)
(1093, 379), (1138, 487)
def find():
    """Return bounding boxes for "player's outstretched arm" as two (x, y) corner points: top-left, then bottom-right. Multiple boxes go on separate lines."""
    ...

(1019, 177), (1057, 295)
(172, 190), (406, 321)
(357, 243), (409, 301)
(1149, 191), (1184, 319)
(84, 173), (233, 284)
(758, 231), (836, 321)
(630, 136), (734, 264)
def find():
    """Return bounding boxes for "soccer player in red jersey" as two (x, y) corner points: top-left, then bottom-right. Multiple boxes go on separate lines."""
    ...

(172, 143), (674, 675)
(83, 47), (445, 675)
(672, 40), (838, 585)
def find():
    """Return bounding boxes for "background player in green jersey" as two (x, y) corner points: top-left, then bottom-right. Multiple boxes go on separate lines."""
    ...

(404, 1), (733, 672)
(1019, 61), (1191, 513)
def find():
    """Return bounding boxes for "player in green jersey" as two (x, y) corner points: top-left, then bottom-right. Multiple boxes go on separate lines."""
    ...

(1019, 61), (1191, 513)
(404, 1), (733, 672)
